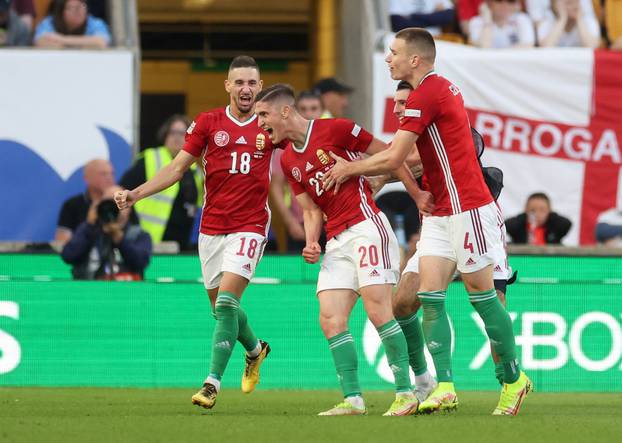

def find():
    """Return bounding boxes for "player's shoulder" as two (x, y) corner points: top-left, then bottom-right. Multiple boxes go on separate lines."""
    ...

(191, 107), (226, 127)
(316, 117), (358, 134)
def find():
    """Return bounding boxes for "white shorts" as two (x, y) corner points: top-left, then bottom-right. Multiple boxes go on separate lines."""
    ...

(198, 232), (266, 290)
(412, 201), (509, 275)
(317, 212), (400, 293)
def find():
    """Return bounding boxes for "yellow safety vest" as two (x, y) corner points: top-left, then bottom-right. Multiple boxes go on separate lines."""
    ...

(134, 147), (204, 244)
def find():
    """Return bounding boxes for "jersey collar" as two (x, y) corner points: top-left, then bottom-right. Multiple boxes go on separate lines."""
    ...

(418, 70), (437, 87)
(292, 120), (315, 153)
(225, 105), (257, 126)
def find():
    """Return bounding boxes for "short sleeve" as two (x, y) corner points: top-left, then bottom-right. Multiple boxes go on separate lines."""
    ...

(280, 153), (305, 195)
(516, 13), (535, 46)
(57, 198), (76, 230)
(86, 17), (111, 45)
(332, 119), (373, 153)
(399, 87), (439, 135)
(183, 113), (209, 157)
(34, 16), (55, 41)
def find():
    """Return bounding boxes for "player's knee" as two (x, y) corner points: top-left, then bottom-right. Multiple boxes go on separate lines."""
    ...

(392, 295), (415, 318)
(367, 310), (393, 328)
(319, 313), (348, 338)
(214, 294), (240, 316)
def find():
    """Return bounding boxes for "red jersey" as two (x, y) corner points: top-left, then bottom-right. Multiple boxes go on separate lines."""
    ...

(184, 106), (279, 236)
(400, 72), (493, 216)
(281, 119), (379, 239)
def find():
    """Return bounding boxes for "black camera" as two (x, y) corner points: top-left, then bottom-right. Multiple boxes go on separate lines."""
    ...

(97, 199), (120, 224)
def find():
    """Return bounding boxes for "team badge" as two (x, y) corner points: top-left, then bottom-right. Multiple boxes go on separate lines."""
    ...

(214, 130), (230, 147)
(317, 149), (330, 165)
(292, 167), (302, 183)
(256, 133), (266, 150)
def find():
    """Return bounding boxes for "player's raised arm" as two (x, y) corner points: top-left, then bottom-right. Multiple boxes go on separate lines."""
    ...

(295, 192), (323, 264)
(114, 150), (197, 209)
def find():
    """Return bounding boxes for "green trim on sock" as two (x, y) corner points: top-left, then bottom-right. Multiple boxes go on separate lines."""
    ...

(376, 320), (412, 392)
(328, 331), (361, 398)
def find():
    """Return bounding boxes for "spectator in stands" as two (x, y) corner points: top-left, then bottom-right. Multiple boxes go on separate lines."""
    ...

(388, 0), (456, 36)
(537, 0), (601, 47)
(34, 0), (111, 49)
(56, 158), (115, 246)
(120, 115), (201, 251)
(11, 0), (34, 31)
(505, 192), (572, 245)
(312, 77), (353, 119)
(295, 90), (324, 120)
(457, 0), (483, 35)
(0, 0), (31, 46)
(595, 206), (622, 247)
(61, 185), (152, 280)
(468, 0), (536, 48)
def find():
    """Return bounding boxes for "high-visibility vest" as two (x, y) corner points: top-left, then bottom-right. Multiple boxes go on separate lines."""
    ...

(134, 147), (178, 243)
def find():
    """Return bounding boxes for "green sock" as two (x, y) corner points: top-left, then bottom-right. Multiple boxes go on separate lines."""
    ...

(211, 306), (258, 352)
(469, 289), (520, 384)
(377, 320), (412, 393)
(396, 313), (428, 376)
(237, 307), (259, 353)
(419, 291), (453, 382)
(494, 362), (504, 385)
(208, 292), (240, 379)
(328, 331), (361, 398)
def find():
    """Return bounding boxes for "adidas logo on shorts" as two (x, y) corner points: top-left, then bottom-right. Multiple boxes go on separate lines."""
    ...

(369, 269), (380, 277)
(465, 257), (476, 266)
(242, 263), (252, 272)
(494, 265), (502, 272)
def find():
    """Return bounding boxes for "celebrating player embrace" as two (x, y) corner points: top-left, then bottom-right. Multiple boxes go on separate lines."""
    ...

(255, 84), (425, 416)
(322, 28), (532, 416)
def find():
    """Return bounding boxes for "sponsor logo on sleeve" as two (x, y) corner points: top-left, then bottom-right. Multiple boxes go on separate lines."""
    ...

(404, 109), (421, 118)
(351, 124), (361, 137)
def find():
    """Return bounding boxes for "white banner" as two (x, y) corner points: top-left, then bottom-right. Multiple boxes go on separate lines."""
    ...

(373, 41), (622, 245)
(0, 49), (134, 241)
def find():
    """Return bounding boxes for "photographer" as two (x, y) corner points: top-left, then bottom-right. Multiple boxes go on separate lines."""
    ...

(61, 186), (152, 280)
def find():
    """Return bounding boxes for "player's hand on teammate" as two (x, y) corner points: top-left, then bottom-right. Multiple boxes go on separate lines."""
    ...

(322, 152), (350, 194)
(114, 189), (137, 210)
(302, 242), (321, 264)
(414, 190), (435, 216)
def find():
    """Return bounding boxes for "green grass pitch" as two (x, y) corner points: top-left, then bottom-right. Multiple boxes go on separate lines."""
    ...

(1, 388), (621, 443)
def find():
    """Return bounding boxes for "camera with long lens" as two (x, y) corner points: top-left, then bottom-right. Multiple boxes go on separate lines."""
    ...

(97, 199), (120, 224)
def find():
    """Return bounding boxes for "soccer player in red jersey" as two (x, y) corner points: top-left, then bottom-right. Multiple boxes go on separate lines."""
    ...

(114, 56), (277, 410)
(323, 28), (531, 416)
(255, 84), (421, 416)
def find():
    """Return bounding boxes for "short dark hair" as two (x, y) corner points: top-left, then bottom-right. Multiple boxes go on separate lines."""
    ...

(396, 80), (413, 91)
(156, 114), (190, 145)
(395, 27), (436, 63)
(256, 83), (296, 104)
(229, 55), (260, 73)
(527, 192), (551, 206)
(296, 90), (321, 103)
